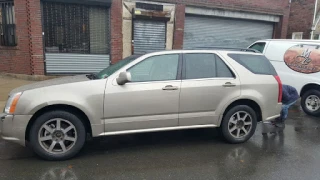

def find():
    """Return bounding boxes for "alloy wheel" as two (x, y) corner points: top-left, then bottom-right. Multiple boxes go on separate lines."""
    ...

(38, 118), (77, 154)
(227, 111), (253, 138)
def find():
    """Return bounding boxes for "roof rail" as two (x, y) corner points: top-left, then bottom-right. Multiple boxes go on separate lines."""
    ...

(186, 46), (260, 53)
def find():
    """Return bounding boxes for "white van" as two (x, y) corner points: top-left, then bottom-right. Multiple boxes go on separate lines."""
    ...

(248, 39), (320, 117)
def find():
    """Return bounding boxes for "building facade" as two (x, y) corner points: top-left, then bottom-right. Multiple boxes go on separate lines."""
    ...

(0, 0), (290, 75)
(287, 0), (320, 40)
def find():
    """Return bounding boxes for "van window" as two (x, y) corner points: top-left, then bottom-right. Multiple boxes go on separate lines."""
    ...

(249, 42), (266, 53)
(228, 54), (277, 75)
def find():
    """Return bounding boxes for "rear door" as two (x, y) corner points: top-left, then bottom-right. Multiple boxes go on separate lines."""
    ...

(226, 53), (281, 120)
(179, 52), (241, 126)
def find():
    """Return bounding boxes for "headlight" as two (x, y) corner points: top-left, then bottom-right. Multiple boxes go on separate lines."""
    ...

(4, 92), (22, 114)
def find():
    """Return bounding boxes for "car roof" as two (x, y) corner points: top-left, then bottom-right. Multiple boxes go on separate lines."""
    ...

(257, 39), (320, 43)
(137, 49), (261, 56)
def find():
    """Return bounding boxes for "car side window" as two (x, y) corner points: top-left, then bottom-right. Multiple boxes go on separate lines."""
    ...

(184, 53), (234, 79)
(215, 55), (234, 78)
(127, 54), (179, 82)
(185, 53), (216, 79)
(249, 42), (266, 53)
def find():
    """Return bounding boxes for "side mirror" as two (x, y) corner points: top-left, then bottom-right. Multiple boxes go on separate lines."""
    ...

(116, 71), (131, 85)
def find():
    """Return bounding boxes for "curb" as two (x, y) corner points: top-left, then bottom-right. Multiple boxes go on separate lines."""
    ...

(0, 73), (64, 81)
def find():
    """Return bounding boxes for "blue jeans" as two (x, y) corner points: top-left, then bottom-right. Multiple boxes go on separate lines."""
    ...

(280, 100), (297, 121)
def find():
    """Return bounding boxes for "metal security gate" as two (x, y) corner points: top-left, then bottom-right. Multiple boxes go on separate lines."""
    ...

(45, 53), (110, 74)
(42, 2), (110, 74)
(183, 15), (274, 49)
(133, 19), (166, 54)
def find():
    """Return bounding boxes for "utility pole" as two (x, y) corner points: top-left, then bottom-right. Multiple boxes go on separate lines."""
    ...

(311, 0), (319, 39)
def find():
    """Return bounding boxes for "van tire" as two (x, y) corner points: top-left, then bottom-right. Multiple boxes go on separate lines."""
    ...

(301, 89), (320, 117)
(220, 105), (257, 144)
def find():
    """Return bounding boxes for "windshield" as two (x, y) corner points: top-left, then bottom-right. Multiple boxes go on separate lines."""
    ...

(97, 55), (142, 79)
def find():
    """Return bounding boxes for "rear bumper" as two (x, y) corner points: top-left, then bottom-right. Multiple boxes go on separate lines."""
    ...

(0, 113), (32, 147)
(264, 103), (282, 122)
(265, 114), (280, 121)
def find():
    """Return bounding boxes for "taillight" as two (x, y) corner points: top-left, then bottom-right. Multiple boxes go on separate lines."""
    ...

(274, 75), (282, 103)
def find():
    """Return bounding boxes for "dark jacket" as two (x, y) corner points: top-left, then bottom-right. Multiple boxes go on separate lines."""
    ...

(282, 84), (299, 104)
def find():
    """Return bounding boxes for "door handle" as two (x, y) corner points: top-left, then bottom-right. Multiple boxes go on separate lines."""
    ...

(223, 82), (236, 87)
(162, 85), (179, 90)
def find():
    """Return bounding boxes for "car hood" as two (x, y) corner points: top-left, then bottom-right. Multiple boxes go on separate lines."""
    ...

(9, 75), (90, 95)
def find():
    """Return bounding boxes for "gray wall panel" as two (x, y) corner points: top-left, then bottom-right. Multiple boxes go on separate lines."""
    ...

(45, 53), (110, 74)
(183, 15), (274, 49)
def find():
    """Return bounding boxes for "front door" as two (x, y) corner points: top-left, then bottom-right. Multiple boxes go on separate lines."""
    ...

(103, 53), (181, 132)
(179, 52), (241, 126)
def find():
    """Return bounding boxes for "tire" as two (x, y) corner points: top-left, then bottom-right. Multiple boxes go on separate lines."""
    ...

(220, 105), (257, 144)
(29, 110), (86, 161)
(301, 89), (320, 117)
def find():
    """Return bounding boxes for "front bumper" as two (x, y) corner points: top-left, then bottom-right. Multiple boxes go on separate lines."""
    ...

(0, 113), (32, 146)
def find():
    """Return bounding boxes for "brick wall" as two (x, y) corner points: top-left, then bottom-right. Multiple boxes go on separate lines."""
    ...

(273, 6), (291, 39)
(0, 0), (32, 75)
(27, 0), (45, 75)
(173, 4), (185, 49)
(110, 0), (123, 64)
(151, 0), (290, 15)
(287, 0), (315, 39)
(0, 0), (44, 75)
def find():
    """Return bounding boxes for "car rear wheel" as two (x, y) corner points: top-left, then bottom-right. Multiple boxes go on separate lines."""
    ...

(301, 89), (320, 117)
(29, 110), (86, 161)
(221, 105), (257, 144)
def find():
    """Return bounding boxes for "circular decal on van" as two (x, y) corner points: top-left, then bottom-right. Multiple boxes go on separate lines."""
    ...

(284, 44), (320, 74)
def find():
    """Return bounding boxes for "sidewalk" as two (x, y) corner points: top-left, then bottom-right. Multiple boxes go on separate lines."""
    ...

(0, 76), (33, 110)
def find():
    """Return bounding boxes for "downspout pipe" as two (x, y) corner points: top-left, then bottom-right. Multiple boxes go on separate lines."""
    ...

(311, 0), (319, 39)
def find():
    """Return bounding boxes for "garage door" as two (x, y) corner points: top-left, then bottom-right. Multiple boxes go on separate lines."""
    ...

(183, 15), (274, 49)
(133, 19), (166, 54)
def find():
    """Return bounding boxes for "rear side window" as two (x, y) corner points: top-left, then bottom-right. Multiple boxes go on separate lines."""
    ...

(228, 54), (277, 75)
(216, 56), (234, 78)
(185, 53), (216, 79)
(184, 53), (234, 79)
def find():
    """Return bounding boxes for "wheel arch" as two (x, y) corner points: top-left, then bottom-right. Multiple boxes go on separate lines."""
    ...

(300, 83), (320, 97)
(25, 104), (92, 143)
(220, 99), (262, 124)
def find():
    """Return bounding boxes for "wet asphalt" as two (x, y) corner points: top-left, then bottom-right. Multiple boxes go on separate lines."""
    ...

(0, 102), (320, 180)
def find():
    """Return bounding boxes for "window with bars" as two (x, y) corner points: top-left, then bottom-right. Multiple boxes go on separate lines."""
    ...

(43, 2), (110, 54)
(0, 1), (17, 46)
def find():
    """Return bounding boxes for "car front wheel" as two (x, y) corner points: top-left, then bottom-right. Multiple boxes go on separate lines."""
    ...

(221, 105), (257, 144)
(29, 110), (86, 161)
(301, 89), (320, 117)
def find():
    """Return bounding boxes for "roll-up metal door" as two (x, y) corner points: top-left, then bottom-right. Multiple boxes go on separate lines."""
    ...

(133, 19), (166, 54)
(45, 53), (110, 74)
(183, 15), (274, 49)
